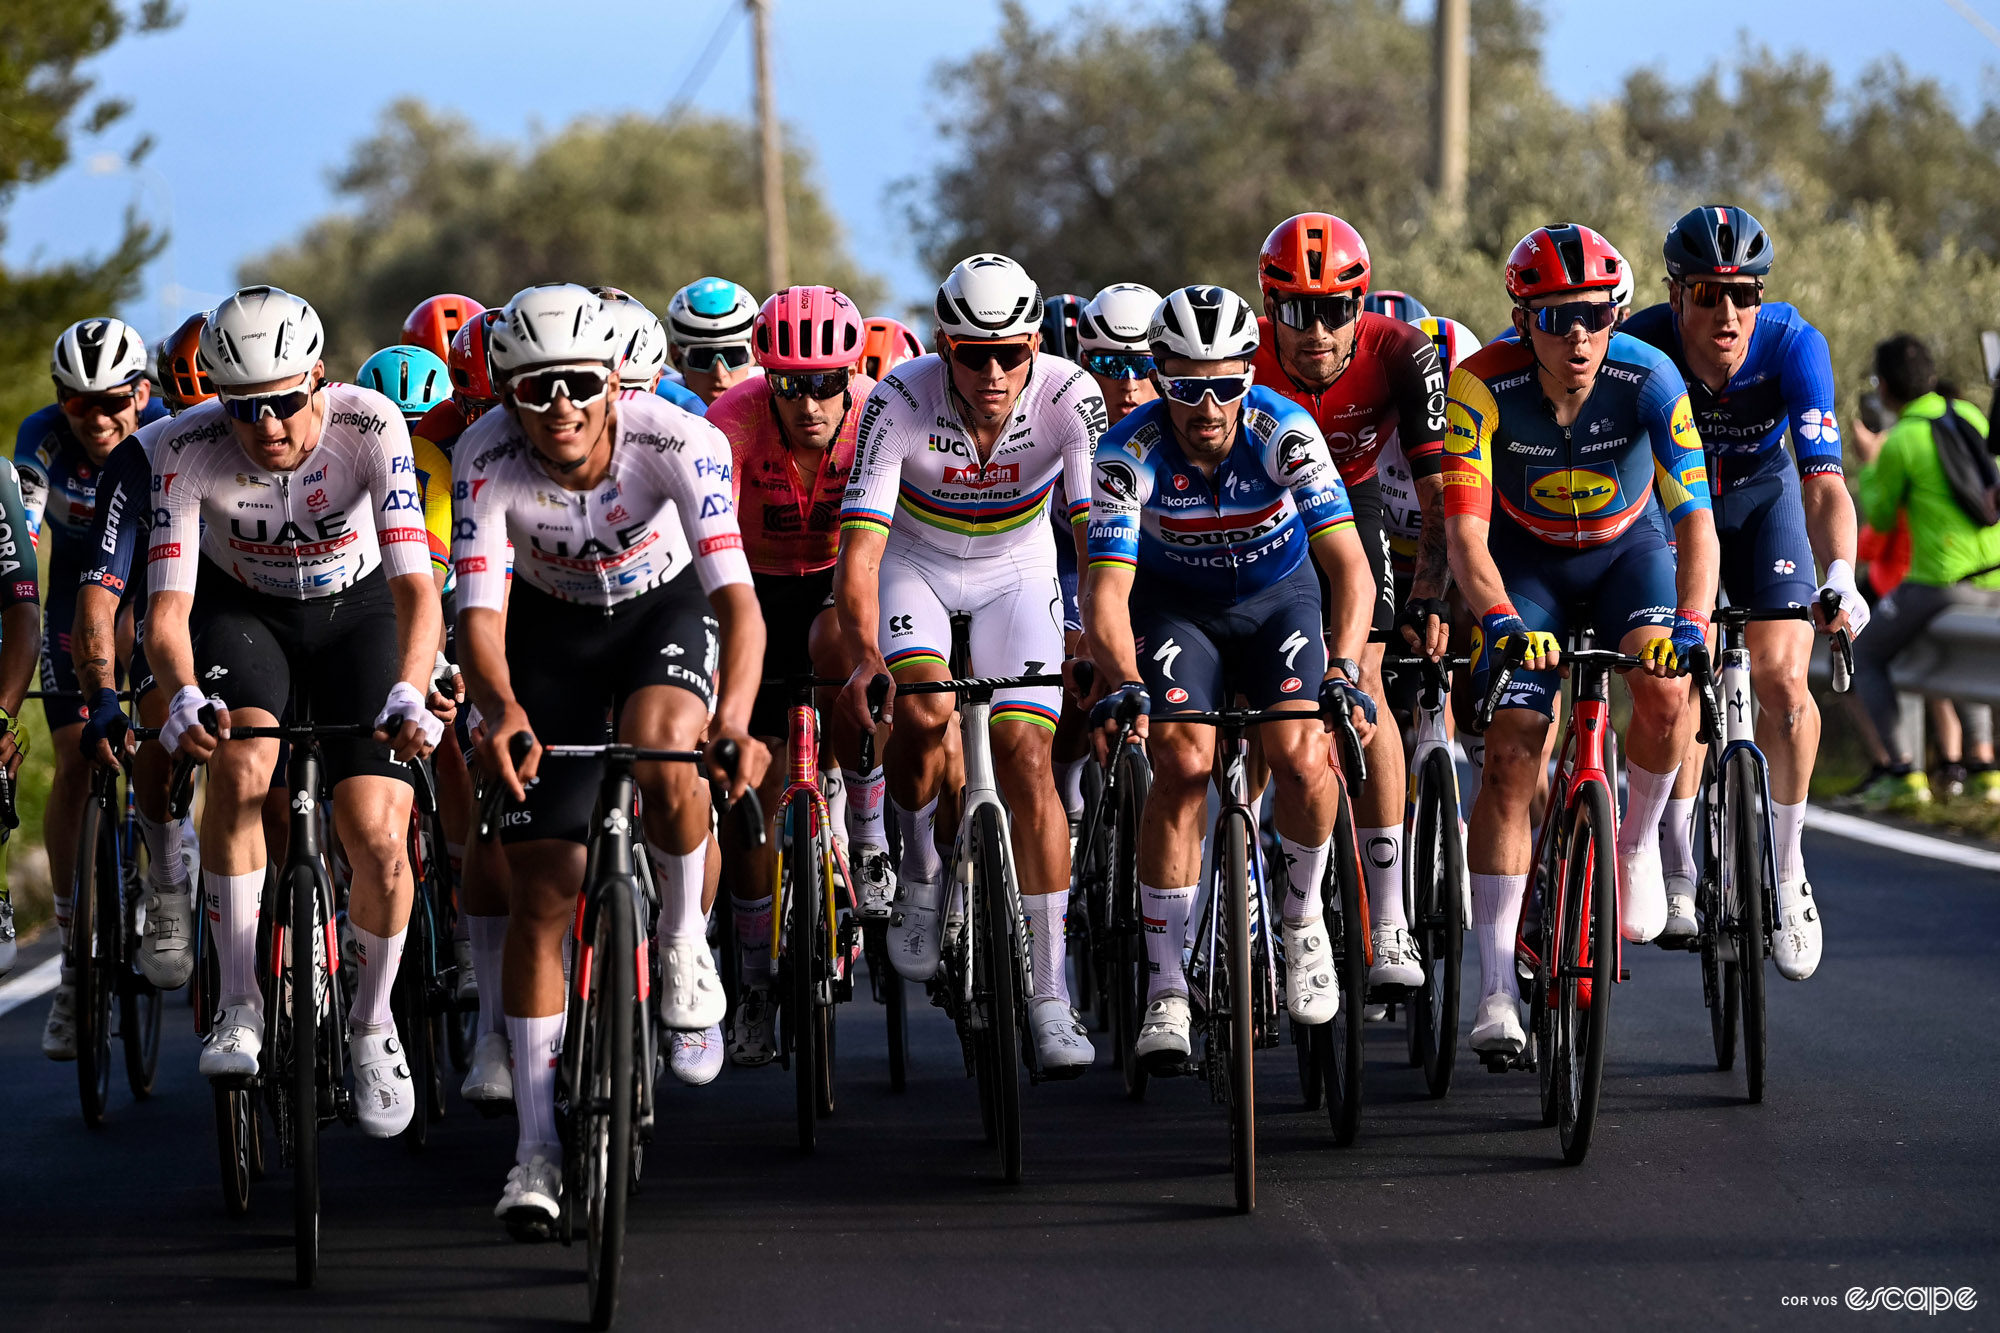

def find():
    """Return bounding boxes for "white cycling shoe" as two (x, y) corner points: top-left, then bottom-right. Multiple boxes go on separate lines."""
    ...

(658, 935), (726, 1030)
(1773, 879), (1823, 981)
(1030, 997), (1093, 1076)
(42, 981), (78, 1061)
(461, 1030), (513, 1105)
(1135, 992), (1191, 1066)
(1469, 991), (1525, 1057)
(350, 1026), (416, 1137)
(136, 888), (195, 988)
(497, 1155), (562, 1241)
(1617, 841), (1668, 944)
(727, 985), (777, 1067)
(854, 845), (897, 920)
(199, 1003), (262, 1080)
(887, 874), (943, 983)
(1661, 873), (1698, 941)
(1282, 917), (1340, 1025)
(1367, 924), (1424, 988)
(670, 1023), (725, 1086)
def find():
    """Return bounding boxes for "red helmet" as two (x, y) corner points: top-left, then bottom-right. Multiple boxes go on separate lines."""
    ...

(155, 312), (214, 412)
(1504, 224), (1623, 303)
(856, 317), (925, 380)
(447, 309), (502, 405)
(402, 293), (486, 362)
(753, 286), (867, 372)
(1257, 213), (1370, 301)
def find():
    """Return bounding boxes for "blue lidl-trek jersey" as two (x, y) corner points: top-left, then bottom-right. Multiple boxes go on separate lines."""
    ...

(1087, 387), (1354, 603)
(14, 400), (170, 560)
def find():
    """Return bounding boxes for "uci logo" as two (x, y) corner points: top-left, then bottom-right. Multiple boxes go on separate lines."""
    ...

(1528, 468), (1617, 514)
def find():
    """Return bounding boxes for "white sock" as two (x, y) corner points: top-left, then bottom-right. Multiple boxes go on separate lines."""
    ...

(1023, 891), (1070, 1004)
(137, 812), (187, 890)
(822, 767), (849, 854)
(205, 868), (265, 1010)
(466, 914), (507, 1038)
(1277, 832), (1331, 924)
(1617, 761), (1679, 856)
(1471, 871), (1527, 1002)
(1658, 796), (1697, 882)
(1359, 825), (1406, 931)
(1773, 799), (1807, 886)
(1057, 757), (1087, 823)
(53, 875), (73, 951)
(891, 795), (941, 885)
(844, 767), (887, 851)
(507, 1012), (565, 1166)
(651, 843), (707, 940)
(348, 924), (406, 1034)
(1141, 883), (1196, 1000)
(1460, 737), (1485, 813)
(732, 894), (772, 984)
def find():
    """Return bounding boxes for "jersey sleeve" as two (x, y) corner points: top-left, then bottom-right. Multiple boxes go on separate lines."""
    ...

(369, 413), (434, 580)
(670, 418), (753, 594)
(0, 457), (40, 609)
(840, 378), (916, 537)
(1384, 322), (1450, 479)
(1264, 414), (1354, 540)
(12, 414), (51, 538)
(409, 431), (456, 577)
(79, 437), (149, 597)
(1441, 368), (1497, 522)
(147, 448), (206, 596)
(450, 454), (511, 613)
(1639, 360), (1713, 525)
(1084, 422), (1154, 571)
(1780, 320), (1844, 478)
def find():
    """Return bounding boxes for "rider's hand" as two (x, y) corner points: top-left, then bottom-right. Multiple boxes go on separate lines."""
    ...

(1814, 559), (1870, 638)
(1397, 595), (1450, 660)
(427, 649), (463, 726)
(374, 680), (444, 762)
(706, 715), (770, 800)
(79, 687), (128, 768)
(162, 685), (223, 761)
(1320, 673), (1378, 749)
(1480, 604), (1560, 674)
(0, 711), (25, 778)
(478, 703), (539, 801)
(841, 656), (895, 734)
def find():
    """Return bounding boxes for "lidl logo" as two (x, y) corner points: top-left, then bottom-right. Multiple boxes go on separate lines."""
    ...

(1529, 468), (1617, 514)
(1669, 395), (1698, 442)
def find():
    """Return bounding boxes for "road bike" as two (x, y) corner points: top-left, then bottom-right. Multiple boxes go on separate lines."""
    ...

(1069, 680), (1151, 1100)
(391, 754), (458, 1149)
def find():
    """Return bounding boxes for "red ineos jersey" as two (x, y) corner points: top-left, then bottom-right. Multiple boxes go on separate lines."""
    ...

(1249, 312), (1447, 485)
(147, 384), (432, 599)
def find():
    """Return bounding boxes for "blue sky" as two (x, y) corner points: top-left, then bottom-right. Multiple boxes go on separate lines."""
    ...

(7, 0), (2000, 340)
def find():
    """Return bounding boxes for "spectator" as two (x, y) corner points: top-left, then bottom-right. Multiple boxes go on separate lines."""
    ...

(1847, 334), (2000, 809)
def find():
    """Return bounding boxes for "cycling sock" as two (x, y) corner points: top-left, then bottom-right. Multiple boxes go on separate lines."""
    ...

(652, 844), (707, 940)
(466, 914), (507, 1037)
(1277, 833), (1331, 924)
(1471, 871), (1527, 1001)
(844, 767), (887, 850)
(205, 868), (265, 1009)
(136, 812), (188, 890)
(822, 767), (849, 853)
(52, 878), (72, 953)
(1058, 757), (1087, 824)
(1773, 799), (1807, 885)
(348, 924), (406, 1035)
(1616, 761), (1679, 857)
(1359, 825), (1406, 931)
(507, 1011), (565, 1166)
(1023, 890), (1070, 1004)
(1460, 737), (1485, 808)
(1141, 883), (1195, 1000)
(891, 795), (941, 885)
(1658, 796), (1698, 881)
(732, 894), (772, 985)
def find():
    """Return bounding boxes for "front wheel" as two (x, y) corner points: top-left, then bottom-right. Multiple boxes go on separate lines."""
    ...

(1553, 782), (1615, 1165)
(784, 793), (822, 1152)
(974, 805), (1022, 1184)
(1409, 747), (1464, 1099)
(1322, 774), (1368, 1146)
(1726, 751), (1769, 1105)
(215, 1085), (253, 1217)
(288, 865), (323, 1289)
(1223, 814), (1255, 1214)
(581, 882), (636, 1331)
(73, 796), (113, 1128)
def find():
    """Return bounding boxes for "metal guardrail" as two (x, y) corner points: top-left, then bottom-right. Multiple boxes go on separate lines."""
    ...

(1809, 608), (2000, 707)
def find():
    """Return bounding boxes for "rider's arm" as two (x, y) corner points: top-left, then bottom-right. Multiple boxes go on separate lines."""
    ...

(1059, 369), (1107, 610)
(1081, 562), (1140, 684)
(1645, 375), (1719, 620)
(834, 378), (913, 708)
(71, 440), (146, 696)
(671, 418), (766, 787)
(1310, 527), (1375, 672)
(0, 457), (37, 726)
(1438, 368), (1513, 617)
(11, 417), (51, 544)
(367, 413), (443, 694)
(1777, 320), (1860, 577)
(1272, 415), (1373, 669)
(1081, 420), (1154, 688)
(1386, 323), (1452, 600)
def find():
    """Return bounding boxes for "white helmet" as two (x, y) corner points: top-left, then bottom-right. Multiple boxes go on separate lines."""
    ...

(487, 283), (622, 374)
(601, 298), (670, 387)
(666, 277), (758, 348)
(934, 254), (1042, 340)
(1148, 285), (1261, 362)
(1610, 245), (1634, 310)
(200, 287), (325, 389)
(1077, 283), (1162, 354)
(51, 317), (150, 394)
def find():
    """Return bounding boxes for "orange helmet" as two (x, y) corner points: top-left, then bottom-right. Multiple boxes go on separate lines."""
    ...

(856, 317), (925, 381)
(156, 312), (215, 412)
(447, 309), (503, 406)
(401, 293), (486, 362)
(1257, 213), (1371, 301)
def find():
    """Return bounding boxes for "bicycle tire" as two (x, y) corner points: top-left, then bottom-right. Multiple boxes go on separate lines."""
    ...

(1113, 744), (1151, 1101)
(1554, 781), (1615, 1165)
(816, 823), (838, 1119)
(1077, 757), (1109, 1031)
(974, 804), (1023, 1183)
(1295, 1015), (1324, 1110)
(787, 792), (820, 1152)
(583, 877), (636, 1331)
(1412, 747), (1465, 1099)
(395, 887), (433, 1152)
(1323, 775), (1367, 1146)
(289, 863), (321, 1288)
(1728, 751), (1769, 1105)
(72, 795), (112, 1128)
(215, 1085), (253, 1217)
(1224, 813), (1256, 1213)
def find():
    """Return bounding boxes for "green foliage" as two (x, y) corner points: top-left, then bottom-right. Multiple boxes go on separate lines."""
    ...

(244, 101), (884, 374)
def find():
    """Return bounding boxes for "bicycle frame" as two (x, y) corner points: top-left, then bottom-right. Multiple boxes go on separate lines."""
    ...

(1711, 617), (1781, 930)
(1191, 723), (1280, 1045)
(765, 679), (852, 995)
(1399, 656), (1470, 926)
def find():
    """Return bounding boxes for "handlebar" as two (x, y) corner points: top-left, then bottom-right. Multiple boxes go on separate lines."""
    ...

(1819, 588), (1854, 694)
(1473, 637), (1528, 734)
(1692, 652), (1722, 746)
(856, 673), (892, 772)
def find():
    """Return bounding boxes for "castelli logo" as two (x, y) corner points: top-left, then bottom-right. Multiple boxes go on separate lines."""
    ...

(1173, 474), (1188, 490)
(1165, 687), (1188, 704)
(1281, 677), (1302, 693)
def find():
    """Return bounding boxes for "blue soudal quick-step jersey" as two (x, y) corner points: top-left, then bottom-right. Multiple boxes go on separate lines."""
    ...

(1087, 387), (1354, 602)
(1621, 301), (1842, 481)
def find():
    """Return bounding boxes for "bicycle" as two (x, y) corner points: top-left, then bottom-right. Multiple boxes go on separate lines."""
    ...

(848, 678), (911, 1095)
(391, 753), (457, 1149)
(1067, 672), (1151, 1100)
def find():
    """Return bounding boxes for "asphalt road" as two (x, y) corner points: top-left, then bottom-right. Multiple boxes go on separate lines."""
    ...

(3, 824), (1995, 1332)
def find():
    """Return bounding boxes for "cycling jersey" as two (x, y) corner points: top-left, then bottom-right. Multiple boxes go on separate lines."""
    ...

(14, 399), (170, 557)
(450, 390), (751, 613)
(1087, 387), (1353, 604)
(706, 373), (875, 576)
(148, 386), (433, 600)
(1248, 313), (1447, 485)
(0, 457), (39, 611)
(80, 426), (169, 602)
(1443, 333), (1712, 547)
(840, 353), (1104, 559)
(1374, 435), (1422, 580)
(412, 397), (484, 577)
(656, 379), (708, 415)
(1621, 301), (1842, 481)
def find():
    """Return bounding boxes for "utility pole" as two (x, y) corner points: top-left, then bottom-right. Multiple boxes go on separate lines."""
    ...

(1431, 0), (1469, 231)
(749, 0), (789, 290)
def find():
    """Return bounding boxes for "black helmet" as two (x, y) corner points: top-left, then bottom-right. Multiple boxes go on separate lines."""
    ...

(1040, 294), (1086, 363)
(1663, 206), (1773, 280)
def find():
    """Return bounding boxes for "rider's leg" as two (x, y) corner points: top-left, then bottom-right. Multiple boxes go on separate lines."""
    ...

(44, 722), (87, 956)
(1615, 624), (1697, 944)
(1136, 720), (1213, 1003)
(1746, 618), (1817, 879)
(333, 775), (418, 1027)
(1354, 644), (1408, 933)
(991, 717), (1070, 1005)
(1467, 705), (1548, 1054)
(500, 839), (586, 1172)
(619, 684), (716, 973)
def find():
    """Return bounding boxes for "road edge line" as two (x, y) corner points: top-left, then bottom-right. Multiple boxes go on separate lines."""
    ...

(1805, 804), (2000, 873)
(0, 953), (61, 1018)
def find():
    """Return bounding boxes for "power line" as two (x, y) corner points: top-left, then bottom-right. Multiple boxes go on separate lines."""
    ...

(666, 2), (748, 119)
(1943, 0), (2000, 52)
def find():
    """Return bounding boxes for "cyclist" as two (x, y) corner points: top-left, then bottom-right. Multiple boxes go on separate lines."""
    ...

(708, 285), (881, 1069)
(835, 252), (1106, 1075)
(18, 317), (169, 1058)
(402, 293), (486, 363)
(666, 277), (761, 405)
(0, 455), (38, 977)
(1084, 285), (1377, 1063)
(1364, 290), (1429, 322)
(595, 289), (709, 415)
(1041, 293), (1086, 362)
(1444, 224), (1718, 1058)
(856, 317), (925, 381)
(1623, 205), (1860, 978)
(1250, 213), (1449, 991)
(450, 283), (768, 1233)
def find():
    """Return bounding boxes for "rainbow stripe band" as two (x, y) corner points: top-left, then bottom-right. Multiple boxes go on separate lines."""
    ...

(993, 701), (1059, 732)
(1087, 553), (1137, 570)
(1306, 515), (1357, 541)
(886, 647), (946, 673)
(895, 476), (1055, 539)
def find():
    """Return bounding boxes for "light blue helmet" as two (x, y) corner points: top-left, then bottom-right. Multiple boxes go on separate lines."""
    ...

(356, 344), (452, 420)
(666, 277), (757, 348)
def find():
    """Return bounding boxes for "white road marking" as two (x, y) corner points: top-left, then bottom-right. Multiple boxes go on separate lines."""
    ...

(1805, 805), (2000, 873)
(0, 953), (62, 1018)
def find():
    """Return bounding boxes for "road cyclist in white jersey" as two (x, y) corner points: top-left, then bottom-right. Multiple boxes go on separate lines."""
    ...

(451, 282), (769, 1236)
(148, 285), (449, 1137)
(835, 252), (1108, 1076)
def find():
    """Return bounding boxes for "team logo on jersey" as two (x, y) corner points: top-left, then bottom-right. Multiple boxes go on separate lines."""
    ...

(1275, 430), (1316, 477)
(1173, 474), (1188, 490)
(942, 462), (1019, 488)
(1280, 676), (1302, 694)
(1796, 407), (1840, 445)
(1773, 558), (1796, 575)
(1668, 394), (1698, 444)
(1528, 468), (1617, 514)
(1097, 460), (1139, 503)
(1165, 687), (1188, 705)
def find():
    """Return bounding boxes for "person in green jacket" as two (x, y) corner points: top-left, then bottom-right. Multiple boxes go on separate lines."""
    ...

(1850, 333), (2000, 808)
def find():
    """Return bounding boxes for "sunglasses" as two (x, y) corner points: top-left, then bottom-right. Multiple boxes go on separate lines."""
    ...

(218, 381), (317, 423)
(682, 343), (754, 373)
(1682, 279), (1764, 310)
(1273, 293), (1361, 332)
(949, 339), (1034, 372)
(1083, 351), (1155, 380)
(767, 368), (852, 401)
(1528, 300), (1620, 336)
(507, 364), (612, 413)
(57, 385), (143, 416)
(1157, 373), (1254, 407)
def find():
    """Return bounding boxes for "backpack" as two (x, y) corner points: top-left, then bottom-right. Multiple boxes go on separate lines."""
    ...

(1930, 400), (2000, 528)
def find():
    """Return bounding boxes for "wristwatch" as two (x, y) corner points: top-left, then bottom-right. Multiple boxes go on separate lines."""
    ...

(1328, 657), (1361, 684)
